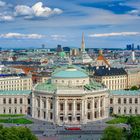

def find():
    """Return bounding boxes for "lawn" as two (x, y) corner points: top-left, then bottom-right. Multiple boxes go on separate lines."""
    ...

(0, 118), (33, 124)
(106, 117), (128, 124)
(0, 114), (24, 117)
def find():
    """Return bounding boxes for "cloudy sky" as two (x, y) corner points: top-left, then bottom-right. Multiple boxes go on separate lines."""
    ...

(0, 0), (140, 48)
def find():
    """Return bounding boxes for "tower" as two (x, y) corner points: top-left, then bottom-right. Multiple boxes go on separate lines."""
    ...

(81, 32), (85, 52)
(132, 48), (136, 63)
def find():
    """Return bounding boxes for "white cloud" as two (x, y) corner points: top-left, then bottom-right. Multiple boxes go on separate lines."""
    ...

(15, 5), (34, 16)
(50, 34), (67, 41)
(128, 10), (140, 16)
(0, 1), (6, 7)
(0, 15), (14, 21)
(89, 32), (140, 37)
(0, 33), (46, 39)
(14, 2), (63, 19)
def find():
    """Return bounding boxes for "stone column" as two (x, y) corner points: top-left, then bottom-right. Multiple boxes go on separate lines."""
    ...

(103, 96), (106, 117)
(73, 99), (76, 122)
(55, 97), (59, 124)
(92, 97), (94, 120)
(81, 99), (84, 124)
(98, 97), (101, 118)
(31, 93), (35, 118)
(39, 97), (42, 119)
(84, 98), (87, 123)
(46, 97), (48, 121)
(64, 99), (67, 123)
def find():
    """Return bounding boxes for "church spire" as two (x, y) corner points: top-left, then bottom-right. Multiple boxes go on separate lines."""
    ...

(81, 32), (85, 52)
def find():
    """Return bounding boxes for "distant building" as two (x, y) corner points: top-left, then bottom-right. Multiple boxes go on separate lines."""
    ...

(92, 66), (127, 90)
(0, 90), (31, 115)
(137, 45), (140, 50)
(109, 90), (140, 115)
(63, 47), (70, 53)
(73, 33), (92, 64)
(56, 45), (62, 53)
(0, 74), (32, 90)
(95, 50), (110, 67)
(126, 68), (140, 89)
(0, 65), (140, 124)
(32, 65), (109, 125)
(126, 44), (132, 50)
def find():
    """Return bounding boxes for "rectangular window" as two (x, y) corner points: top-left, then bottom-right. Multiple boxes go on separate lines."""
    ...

(68, 103), (72, 111)
(14, 98), (17, 104)
(77, 103), (80, 111)
(3, 98), (6, 104)
(20, 98), (23, 104)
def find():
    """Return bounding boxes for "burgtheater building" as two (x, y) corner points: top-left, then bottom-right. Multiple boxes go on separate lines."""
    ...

(0, 65), (140, 125)
(32, 65), (109, 125)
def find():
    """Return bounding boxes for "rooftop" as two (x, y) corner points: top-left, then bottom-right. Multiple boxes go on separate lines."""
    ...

(93, 67), (127, 76)
(84, 81), (106, 91)
(35, 82), (56, 92)
(52, 65), (88, 78)
(34, 80), (106, 93)
(110, 90), (140, 95)
(0, 90), (31, 95)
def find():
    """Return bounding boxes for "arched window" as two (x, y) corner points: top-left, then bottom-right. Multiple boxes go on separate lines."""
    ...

(94, 111), (97, 118)
(20, 108), (22, 114)
(129, 98), (132, 104)
(118, 107), (121, 114)
(50, 112), (53, 120)
(124, 107), (126, 114)
(20, 98), (23, 104)
(124, 98), (127, 104)
(14, 98), (17, 104)
(110, 107), (113, 115)
(15, 108), (17, 114)
(129, 107), (132, 114)
(3, 98), (6, 104)
(110, 98), (113, 104)
(60, 103), (64, 111)
(87, 112), (91, 120)
(3, 107), (6, 114)
(9, 107), (11, 114)
(135, 98), (138, 104)
(135, 107), (138, 114)
(87, 103), (91, 109)
(118, 98), (121, 104)
(94, 102), (97, 108)
(9, 98), (11, 104)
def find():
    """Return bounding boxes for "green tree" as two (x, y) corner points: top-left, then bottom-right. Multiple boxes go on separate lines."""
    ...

(130, 86), (138, 90)
(0, 125), (37, 140)
(127, 116), (140, 140)
(101, 126), (125, 140)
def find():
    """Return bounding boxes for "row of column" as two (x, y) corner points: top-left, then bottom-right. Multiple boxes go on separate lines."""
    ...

(32, 95), (107, 124)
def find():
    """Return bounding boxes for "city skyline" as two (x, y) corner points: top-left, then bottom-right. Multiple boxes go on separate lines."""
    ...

(0, 0), (140, 48)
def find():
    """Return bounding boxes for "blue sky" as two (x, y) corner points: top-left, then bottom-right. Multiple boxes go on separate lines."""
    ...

(0, 0), (140, 48)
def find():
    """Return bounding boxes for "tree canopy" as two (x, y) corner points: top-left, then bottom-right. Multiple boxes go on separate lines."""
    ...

(0, 125), (37, 140)
(101, 126), (124, 140)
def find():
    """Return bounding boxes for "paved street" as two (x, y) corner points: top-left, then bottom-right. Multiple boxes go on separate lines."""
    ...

(1, 116), (129, 140)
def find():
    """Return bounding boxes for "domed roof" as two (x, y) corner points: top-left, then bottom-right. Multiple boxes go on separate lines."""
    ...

(58, 51), (66, 58)
(52, 65), (88, 78)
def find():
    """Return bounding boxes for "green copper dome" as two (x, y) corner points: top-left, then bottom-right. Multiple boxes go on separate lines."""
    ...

(58, 51), (66, 58)
(52, 65), (88, 78)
